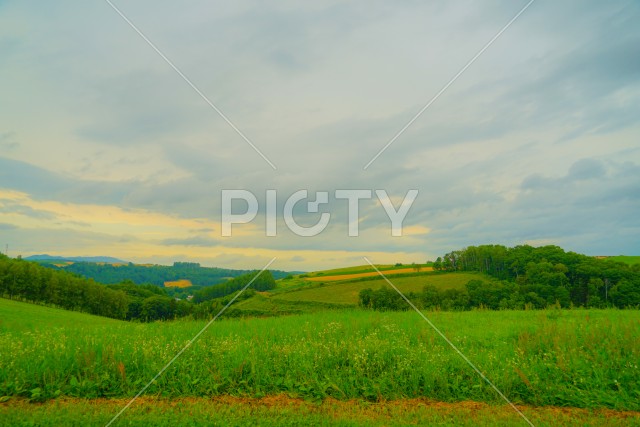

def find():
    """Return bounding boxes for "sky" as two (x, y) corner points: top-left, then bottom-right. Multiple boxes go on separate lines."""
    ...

(1, 0), (639, 271)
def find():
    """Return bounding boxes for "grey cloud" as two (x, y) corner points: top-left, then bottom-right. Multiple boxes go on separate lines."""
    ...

(568, 158), (606, 181)
(522, 158), (607, 190)
(1, 225), (140, 256)
(161, 235), (219, 247)
(0, 157), (131, 206)
(0, 131), (18, 149)
(0, 201), (57, 220)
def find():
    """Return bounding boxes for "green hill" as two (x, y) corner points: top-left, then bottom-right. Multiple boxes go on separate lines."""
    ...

(303, 263), (431, 278)
(33, 260), (292, 288)
(608, 255), (640, 265)
(273, 272), (486, 305)
(0, 298), (122, 333)
(24, 254), (128, 264)
(233, 271), (493, 316)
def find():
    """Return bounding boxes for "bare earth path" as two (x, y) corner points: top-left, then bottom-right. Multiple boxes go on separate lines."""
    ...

(2, 396), (639, 426)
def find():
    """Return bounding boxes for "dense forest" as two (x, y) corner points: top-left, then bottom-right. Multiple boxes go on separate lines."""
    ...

(0, 254), (275, 321)
(36, 260), (289, 287)
(360, 245), (640, 311)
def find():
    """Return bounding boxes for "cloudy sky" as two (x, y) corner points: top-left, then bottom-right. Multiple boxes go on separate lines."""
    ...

(1, 0), (639, 271)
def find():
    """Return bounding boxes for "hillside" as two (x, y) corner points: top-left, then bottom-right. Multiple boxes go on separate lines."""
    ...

(233, 271), (493, 316)
(272, 272), (482, 305)
(0, 297), (123, 332)
(33, 259), (292, 288)
(24, 254), (128, 264)
(609, 255), (640, 265)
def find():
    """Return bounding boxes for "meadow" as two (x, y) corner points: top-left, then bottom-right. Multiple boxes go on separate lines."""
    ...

(1, 298), (639, 415)
(609, 255), (640, 265)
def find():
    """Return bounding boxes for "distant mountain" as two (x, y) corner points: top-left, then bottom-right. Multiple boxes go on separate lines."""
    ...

(24, 254), (128, 264)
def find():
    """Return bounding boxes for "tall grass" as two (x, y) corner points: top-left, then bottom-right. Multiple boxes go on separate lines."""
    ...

(0, 299), (638, 410)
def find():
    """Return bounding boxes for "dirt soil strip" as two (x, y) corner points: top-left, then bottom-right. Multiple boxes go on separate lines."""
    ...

(3, 396), (639, 420)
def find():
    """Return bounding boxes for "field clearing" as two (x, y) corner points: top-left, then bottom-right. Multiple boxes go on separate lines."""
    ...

(164, 279), (193, 288)
(609, 256), (640, 265)
(52, 262), (73, 267)
(1, 298), (638, 415)
(273, 272), (488, 305)
(305, 267), (434, 282)
(2, 396), (638, 426)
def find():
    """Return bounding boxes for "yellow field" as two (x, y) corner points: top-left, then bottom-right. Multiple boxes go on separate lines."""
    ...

(163, 279), (193, 288)
(306, 267), (433, 282)
(52, 262), (74, 267)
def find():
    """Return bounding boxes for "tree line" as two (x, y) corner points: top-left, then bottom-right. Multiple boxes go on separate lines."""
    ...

(361, 245), (640, 311)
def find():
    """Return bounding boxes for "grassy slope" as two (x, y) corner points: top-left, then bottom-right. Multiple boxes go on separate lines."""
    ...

(0, 298), (121, 332)
(270, 265), (424, 293)
(609, 256), (640, 265)
(272, 273), (491, 305)
(1, 298), (639, 412)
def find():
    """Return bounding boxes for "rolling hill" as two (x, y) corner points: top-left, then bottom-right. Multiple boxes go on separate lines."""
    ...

(24, 254), (128, 263)
(233, 270), (494, 315)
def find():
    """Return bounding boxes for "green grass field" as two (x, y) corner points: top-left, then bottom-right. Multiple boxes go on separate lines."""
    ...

(1, 298), (639, 417)
(609, 256), (640, 265)
(270, 272), (490, 306)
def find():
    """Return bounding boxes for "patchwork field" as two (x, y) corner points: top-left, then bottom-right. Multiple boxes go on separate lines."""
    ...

(270, 272), (491, 306)
(305, 266), (434, 282)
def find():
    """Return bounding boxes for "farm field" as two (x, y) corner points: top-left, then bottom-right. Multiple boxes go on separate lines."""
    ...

(269, 272), (492, 305)
(272, 264), (433, 292)
(305, 267), (434, 282)
(1, 298), (639, 426)
(164, 279), (193, 288)
(304, 264), (431, 277)
(609, 255), (640, 265)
